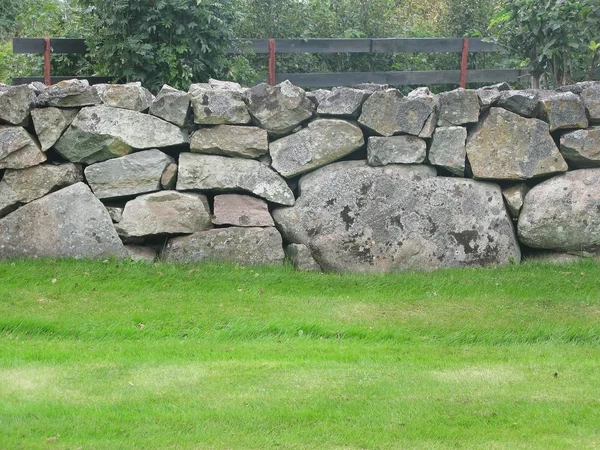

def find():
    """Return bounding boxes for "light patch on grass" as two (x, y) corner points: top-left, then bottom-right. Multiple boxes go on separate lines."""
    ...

(0, 366), (58, 395)
(430, 365), (525, 384)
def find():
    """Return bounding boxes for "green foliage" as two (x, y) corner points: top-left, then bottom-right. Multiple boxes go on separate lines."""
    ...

(489, 0), (600, 87)
(80, 0), (238, 91)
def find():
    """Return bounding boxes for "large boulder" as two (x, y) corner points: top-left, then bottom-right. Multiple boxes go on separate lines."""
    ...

(95, 82), (154, 112)
(115, 191), (212, 238)
(37, 79), (102, 108)
(163, 227), (285, 265)
(428, 126), (467, 176)
(466, 107), (568, 180)
(212, 194), (274, 227)
(84, 149), (174, 199)
(0, 163), (83, 217)
(190, 125), (268, 159)
(272, 161), (520, 273)
(246, 81), (315, 136)
(437, 88), (480, 126)
(54, 106), (188, 164)
(358, 89), (436, 136)
(0, 85), (35, 126)
(31, 107), (79, 151)
(149, 84), (190, 127)
(0, 182), (125, 259)
(580, 84), (600, 124)
(177, 153), (295, 206)
(0, 126), (46, 169)
(537, 91), (588, 131)
(367, 136), (426, 166)
(518, 169), (600, 252)
(316, 87), (371, 118)
(560, 127), (600, 168)
(270, 119), (364, 178)
(189, 83), (250, 125)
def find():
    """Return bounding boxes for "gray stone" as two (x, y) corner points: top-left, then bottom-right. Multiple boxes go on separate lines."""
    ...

(163, 227), (285, 265)
(285, 243), (322, 272)
(189, 83), (250, 125)
(161, 162), (178, 189)
(106, 206), (123, 223)
(31, 107), (78, 151)
(408, 87), (432, 97)
(418, 109), (438, 138)
(497, 90), (538, 117)
(358, 89), (436, 136)
(149, 84), (190, 127)
(96, 82), (154, 112)
(317, 87), (370, 118)
(580, 84), (600, 124)
(125, 245), (157, 262)
(0, 85), (35, 125)
(477, 88), (501, 108)
(270, 119), (364, 178)
(212, 194), (274, 227)
(0, 126), (46, 169)
(272, 161), (520, 273)
(502, 183), (529, 217)
(367, 136), (426, 166)
(481, 82), (511, 91)
(351, 83), (389, 92)
(190, 125), (268, 159)
(518, 169), (600, 252)
(437, 88), (480, 126)
(246, 81), (315, 136)
(84, 149), (174, 199)
(0, 182), (125, 259)
(524, 251), (585, 264)
(306, 89), (330, 106)
(428, 126), (467, 176)
(176, 153), (295, 206)
(560, 127), (600, 168)
(208, 78), (246, 92)
(0, 163), (82, 216)
(466, 108), (568, 180)
(37, 79), (102, 107)
(54, 106), (188, 164)
(115, 191), (212, 238)
(27, 82), (47, 95)
(537, 91), (588, 131)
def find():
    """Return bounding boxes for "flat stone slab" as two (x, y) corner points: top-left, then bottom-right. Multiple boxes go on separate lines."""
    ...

(163, 227), (285, 265)
(367, 136), (426, 166)
(0, 182), (125, 259)
(37, 79), (102, 108)
(273, 161), (520, 272)
(177, 153), (295, 206)
(466, 107), (567, 180)
(212, 194), (274, 227)
(518, 169), (600, 252)
(189, 83), (250, 125)
(190, 125), (268, 159)
(96, 82), (154, 112)
(115, 191), (212, 238)
(316, 87), (370, 118)
(54, 105), (188, 164)
(84, 149), (174, 199)
(560, 127), (600, 168)
(270, 119), (364, 178)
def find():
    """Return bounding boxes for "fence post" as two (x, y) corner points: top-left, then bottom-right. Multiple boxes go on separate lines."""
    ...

(44, 37), (51, 86)
(268, 39), (276, 86)
(460, 38), (469, 88)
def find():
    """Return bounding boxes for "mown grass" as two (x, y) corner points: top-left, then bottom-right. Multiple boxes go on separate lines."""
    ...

(1, 259), (599, 449)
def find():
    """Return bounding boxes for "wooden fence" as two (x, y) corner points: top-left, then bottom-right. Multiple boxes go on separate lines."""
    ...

(12, 37), (531, 87)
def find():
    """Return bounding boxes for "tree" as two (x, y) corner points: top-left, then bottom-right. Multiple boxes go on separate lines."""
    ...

(80, 0), (237, 91)
(489, 0), (600, 88)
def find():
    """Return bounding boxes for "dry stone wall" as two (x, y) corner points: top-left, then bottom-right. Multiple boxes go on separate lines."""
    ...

(1, 78), (600, 271)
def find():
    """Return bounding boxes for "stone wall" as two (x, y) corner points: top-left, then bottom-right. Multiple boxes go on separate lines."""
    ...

(1, 78), (599, 272)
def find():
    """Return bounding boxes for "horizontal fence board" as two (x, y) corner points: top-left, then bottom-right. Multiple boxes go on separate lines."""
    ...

(372, 38), (500, 53)
(13, 38), (88, 54)
(12, 76), (113, 85)
(276, 69), (525, 87)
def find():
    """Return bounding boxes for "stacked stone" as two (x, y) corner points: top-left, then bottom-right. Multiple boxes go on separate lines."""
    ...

(1, 77), (600, 271)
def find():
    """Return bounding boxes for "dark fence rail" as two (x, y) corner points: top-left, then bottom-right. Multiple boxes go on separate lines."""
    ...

(13, 37), (599, 88)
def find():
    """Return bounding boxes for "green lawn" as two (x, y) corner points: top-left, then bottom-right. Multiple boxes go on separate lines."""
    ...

(1, 259), (599, 449)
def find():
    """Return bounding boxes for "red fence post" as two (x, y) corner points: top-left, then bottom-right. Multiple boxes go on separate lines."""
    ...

(268, 39), (276, 86)
(43, 37), (51, 86)
(460, 38), (469, 88)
